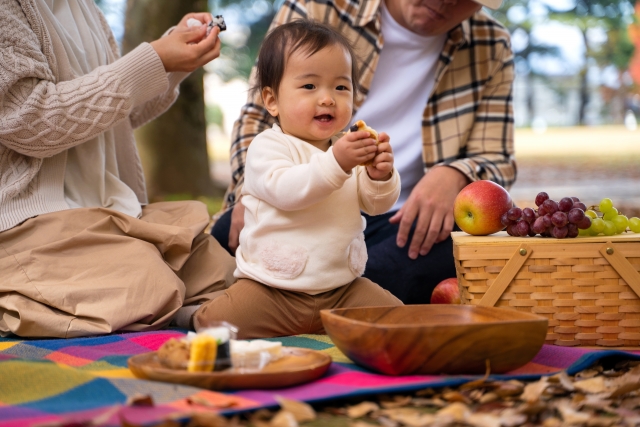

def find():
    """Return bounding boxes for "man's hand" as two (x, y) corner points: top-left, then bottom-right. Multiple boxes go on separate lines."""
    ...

(332, 130), (378, 173)
(366, 132), (393, 181)
(150, 18), (221, 73)
(390, 167), (469, 259)
(228, 201), (245, 254)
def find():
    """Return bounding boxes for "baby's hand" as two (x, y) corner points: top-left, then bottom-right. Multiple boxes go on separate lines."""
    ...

(366, 132), (393, 181)
(332, 130), (378, 173)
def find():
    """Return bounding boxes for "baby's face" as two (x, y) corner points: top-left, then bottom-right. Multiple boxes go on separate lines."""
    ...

(263, 44), (354, 149)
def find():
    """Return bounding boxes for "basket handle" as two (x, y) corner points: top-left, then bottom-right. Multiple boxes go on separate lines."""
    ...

(600, 241), (640, 299)
(478, 243), (532, 307)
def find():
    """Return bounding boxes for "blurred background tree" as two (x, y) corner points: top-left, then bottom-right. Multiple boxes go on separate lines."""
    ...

(546, 0), (637, 125)
(121, 0), (221, 202)
(491, 0), (561, 126)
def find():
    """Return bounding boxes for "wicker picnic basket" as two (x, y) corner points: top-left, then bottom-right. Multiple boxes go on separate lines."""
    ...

(452, 231), (640, 348)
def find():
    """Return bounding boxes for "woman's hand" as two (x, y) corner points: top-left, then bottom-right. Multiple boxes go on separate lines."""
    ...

(176, 13), (215, 30)
(150, 16), (221, 73)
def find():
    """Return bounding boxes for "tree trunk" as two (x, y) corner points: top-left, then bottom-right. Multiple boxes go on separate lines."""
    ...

(526, 72), (535, 126)
(578, 28), (590, 126)
(122, 0), (221, 201)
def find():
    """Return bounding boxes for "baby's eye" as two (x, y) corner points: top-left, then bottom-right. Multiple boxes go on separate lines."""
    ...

(302, 84), (315, 90)
(336, 85), (349, 91)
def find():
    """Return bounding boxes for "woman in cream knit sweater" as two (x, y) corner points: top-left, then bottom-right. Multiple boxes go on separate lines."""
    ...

(0, 0), (236, 338)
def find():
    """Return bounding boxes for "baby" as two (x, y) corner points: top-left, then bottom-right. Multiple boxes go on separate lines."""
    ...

(194, 20), (403, 339)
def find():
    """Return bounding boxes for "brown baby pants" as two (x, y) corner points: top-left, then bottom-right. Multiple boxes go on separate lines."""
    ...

(0, 201), (236, 338)
(194, 277), (403, 339)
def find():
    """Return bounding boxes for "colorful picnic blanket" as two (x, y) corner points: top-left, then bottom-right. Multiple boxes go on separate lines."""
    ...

(1, 330), (639, 427)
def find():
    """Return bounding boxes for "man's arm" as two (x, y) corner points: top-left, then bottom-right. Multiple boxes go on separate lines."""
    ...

(391, 37), (515, 259)
(446, 40), (516, 190)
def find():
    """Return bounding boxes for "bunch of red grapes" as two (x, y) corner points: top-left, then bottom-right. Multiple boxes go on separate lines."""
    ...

(502, 192), (591, 239)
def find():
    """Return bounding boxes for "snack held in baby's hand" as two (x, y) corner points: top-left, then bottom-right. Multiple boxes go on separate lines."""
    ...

(348, 120), (379, 166)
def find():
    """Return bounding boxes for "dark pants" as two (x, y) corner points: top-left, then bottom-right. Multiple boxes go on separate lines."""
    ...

(211, 208), (457, 304)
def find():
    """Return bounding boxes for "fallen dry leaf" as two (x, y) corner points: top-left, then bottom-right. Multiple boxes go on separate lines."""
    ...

(442, 390), (472, 405)
(347, 401), (380, 418)
(275, 396), (316, 422)
(125, 394), (154, 407)
(586, 417), (619, 427)
(542, 417), (562, 427)
(521, 377), (549, 402)
(380, 408), (436, 427)
(121, 417), (180, 427)
(607, 366), (640, 398)
(350, 422), (378, 427)
(375, 416), (400, 427)
(580, 393), (615, 412)
(494, 380), (525, 398)
(467, 413), (501, 427)
(269, 411), (298, 427)
(574, 377), (607, 394)
(550, 371), (575, 392)
(415, 388), (436, 397)
(461, 360), (492, 391)
(436, 401), (470, 423)
(620, 396), (640, 410)
(468, 389), (484, 402)
(478, 392), (499, 404)
(411, 397), (447, 408)
(380, 395), (412, 409)
(575, 366), (603, 380)
(186, 412), (230, 427)
(557, 402), (591, 424)
(495, 408), (526, 427)
(187, 396), (237, 409)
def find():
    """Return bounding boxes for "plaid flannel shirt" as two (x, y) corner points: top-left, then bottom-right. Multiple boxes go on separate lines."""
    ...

(220, 0), (516, 214)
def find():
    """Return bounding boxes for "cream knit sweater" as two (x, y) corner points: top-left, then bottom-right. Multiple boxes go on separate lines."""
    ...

(236, 125), (401, 294)
(0, 0), (186, 232)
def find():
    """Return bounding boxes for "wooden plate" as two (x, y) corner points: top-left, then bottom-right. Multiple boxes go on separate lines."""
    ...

(128, 347), (331, 390)
(321, 305), (548, 376)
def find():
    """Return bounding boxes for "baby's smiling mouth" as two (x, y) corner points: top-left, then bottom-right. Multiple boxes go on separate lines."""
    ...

(314, 114), (333, 122)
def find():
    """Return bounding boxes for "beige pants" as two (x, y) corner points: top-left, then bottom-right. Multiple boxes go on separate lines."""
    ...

(0, 201), (236, 338)
(194, 277), (403, 339)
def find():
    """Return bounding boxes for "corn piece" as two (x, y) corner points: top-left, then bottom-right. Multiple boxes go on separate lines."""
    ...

(187, 335), (217, 372)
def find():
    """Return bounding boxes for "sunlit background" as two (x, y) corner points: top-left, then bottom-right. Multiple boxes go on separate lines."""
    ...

(99, 0), (640, 214)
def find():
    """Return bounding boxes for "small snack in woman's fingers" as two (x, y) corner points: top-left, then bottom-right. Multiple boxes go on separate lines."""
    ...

(186, 15), (226, 37)
(207, 15), (227, 35)
(348, 120), (379, 166)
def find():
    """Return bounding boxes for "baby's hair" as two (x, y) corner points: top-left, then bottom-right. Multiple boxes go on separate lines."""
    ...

(253, 19), (360, 98)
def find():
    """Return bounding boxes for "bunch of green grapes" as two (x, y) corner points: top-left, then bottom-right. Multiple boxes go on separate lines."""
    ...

(580, 198), (640, 236)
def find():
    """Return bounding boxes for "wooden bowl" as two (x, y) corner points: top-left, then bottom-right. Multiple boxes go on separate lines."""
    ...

(320, 305), (548, 375)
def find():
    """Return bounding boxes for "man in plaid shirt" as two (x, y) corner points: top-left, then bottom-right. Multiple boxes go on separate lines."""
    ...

(212, 0), (515, 304)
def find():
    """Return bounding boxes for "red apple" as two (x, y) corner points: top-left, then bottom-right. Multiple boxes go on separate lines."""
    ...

(453, 180), (513, 235)
(431, 277), (461, 304)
